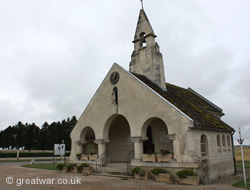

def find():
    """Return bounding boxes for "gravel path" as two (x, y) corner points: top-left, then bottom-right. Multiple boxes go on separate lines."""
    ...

(0, 164), (249, 190)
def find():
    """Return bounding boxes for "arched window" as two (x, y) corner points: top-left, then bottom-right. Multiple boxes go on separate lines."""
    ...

(222, 135), (226, 151)
(200, 135), (208, 157)
(217, 135), (221, 147)
(222, 135), (226, 146)
(227, 135), (231, 151)
(217, 135), (221, 152)
(139, 32), (146, 48)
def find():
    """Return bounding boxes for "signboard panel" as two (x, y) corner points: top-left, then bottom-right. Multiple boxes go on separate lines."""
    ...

(54, 144), (65, 155)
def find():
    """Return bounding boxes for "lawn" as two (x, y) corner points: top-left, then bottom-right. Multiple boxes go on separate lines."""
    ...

(0, 159), (55, 163)
(233, 178), (250, 190)
(236, 161), (250, 168)
(21, 163), (58, 170)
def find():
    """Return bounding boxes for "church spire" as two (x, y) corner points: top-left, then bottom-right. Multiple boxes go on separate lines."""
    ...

(129, 9), (166, 90)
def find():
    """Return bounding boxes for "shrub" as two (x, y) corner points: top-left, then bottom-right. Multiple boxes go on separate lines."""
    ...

(139, 169), (146, 177)
(160, 149), (170, 154)
(132, 167), (141, 174)
(76, 153), (81, 159)
(77, 163), (90, 171)
(66, 163), (76, 171)
(151, 167), (167, 175)
(176, 169), (195, 178)
(56, 163), (66, 170)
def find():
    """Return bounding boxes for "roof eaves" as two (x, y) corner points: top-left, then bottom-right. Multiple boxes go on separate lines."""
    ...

(188, 87), (223, 113)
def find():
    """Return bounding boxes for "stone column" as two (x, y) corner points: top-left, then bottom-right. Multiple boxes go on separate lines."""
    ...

(131, 137), (146, 160)
(94, 139), (110, 156)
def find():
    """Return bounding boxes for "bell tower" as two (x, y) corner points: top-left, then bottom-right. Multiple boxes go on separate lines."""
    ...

(129, 9), (166, 90)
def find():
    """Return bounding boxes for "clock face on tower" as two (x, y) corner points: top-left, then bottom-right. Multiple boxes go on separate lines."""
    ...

(110, 71), (120, 85)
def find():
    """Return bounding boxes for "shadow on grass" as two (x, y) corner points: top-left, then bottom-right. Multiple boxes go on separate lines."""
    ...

(233, 178), (250, 190)
(21, 163), (58, 170)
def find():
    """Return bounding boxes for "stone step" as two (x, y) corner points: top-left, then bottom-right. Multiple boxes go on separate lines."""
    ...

(95, 163), (133, 177)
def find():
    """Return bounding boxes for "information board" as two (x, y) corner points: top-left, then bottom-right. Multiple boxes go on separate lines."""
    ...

(54, 144), (65, 155)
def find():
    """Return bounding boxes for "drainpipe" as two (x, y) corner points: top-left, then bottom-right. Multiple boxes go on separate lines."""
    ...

(231, 130), (236, 175)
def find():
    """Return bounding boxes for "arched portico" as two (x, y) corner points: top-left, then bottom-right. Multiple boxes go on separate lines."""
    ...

(100, 114), (133, 162)
(133, 117), (173, 160)
(78, 127), (97, 154)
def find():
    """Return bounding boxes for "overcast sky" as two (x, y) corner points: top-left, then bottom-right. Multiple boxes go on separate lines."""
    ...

(0, 0), (249, 145)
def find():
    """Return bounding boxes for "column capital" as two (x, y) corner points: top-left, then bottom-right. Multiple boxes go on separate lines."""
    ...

(94, 139), (110, 144)
(75, 140), (87, 145)
(166, 134), (176, 140)
(130, 136), (148, 142)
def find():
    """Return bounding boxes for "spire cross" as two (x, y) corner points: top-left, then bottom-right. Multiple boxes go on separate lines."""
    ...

(140, 0), (144, 10)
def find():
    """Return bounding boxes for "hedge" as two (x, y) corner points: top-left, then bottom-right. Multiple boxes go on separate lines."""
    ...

(0, 152), (70, 158)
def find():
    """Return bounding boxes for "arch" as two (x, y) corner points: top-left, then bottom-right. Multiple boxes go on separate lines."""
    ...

(141, 117), (169, 139)
(200, 135), (208, 157)
(141, 117), (172, 154)
(227, 135), (230, 147)
(222, 135), (226, 147)
(104, 114), (133, 162)
(103, 114), (132, 140)
(217, 135), (221, 147)
(139, 32), (146, 47)
(80, 126), (96, 142)
(79, 127), (97, 154)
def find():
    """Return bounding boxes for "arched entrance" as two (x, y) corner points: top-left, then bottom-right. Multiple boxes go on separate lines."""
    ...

(105, 115), (133, 162)
(80, 127), (97, 154)
(142, 118), (173, 154)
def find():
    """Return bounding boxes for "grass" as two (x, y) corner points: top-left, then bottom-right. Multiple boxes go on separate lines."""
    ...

(233, 178), (250, 190)
(236, 161), (250, 168)
(0, 159), (56, 163)
(21, 163), (58, 170)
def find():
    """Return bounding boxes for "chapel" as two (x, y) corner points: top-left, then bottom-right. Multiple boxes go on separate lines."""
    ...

(69, 8), (235, 183)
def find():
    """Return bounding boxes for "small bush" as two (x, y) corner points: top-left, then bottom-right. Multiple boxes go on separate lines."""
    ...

(139, 169), (146, 177)
(66, 163), (76, 171)
(176, 169), (195, 178)
(132, 167), (141, 174)
(160, 149), (170, 154)
(151, 167), (167, 175)
(77, 163), (90, 171)
(56, 163), (66, 170)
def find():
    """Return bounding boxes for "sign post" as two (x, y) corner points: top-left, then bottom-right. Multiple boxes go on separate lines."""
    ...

(54, 143), (65, 164)
(237, 127), (247, 188)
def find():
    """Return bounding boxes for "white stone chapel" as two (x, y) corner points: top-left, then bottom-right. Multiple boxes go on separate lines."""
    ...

(69, 8), (235, 183)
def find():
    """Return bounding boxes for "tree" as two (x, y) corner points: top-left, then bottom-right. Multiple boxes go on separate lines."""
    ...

(24, 123), (39, 151)
(1, 115), (77, 151)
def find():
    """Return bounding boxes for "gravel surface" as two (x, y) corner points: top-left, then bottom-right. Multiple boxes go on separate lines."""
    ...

(0, 164), (249, 190)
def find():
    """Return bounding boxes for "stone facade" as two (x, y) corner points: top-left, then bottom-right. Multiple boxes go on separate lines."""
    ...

(69, 8), (235, 184)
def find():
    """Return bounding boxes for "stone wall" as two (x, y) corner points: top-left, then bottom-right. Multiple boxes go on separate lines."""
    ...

(188, 130), (235, 182)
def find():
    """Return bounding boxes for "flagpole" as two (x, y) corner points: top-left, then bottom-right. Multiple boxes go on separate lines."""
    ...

(237, 127), (247, 188)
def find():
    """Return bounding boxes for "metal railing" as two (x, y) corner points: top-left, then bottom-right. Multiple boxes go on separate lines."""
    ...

(95, 151), (109, 173)
(126, 150), (134, 176)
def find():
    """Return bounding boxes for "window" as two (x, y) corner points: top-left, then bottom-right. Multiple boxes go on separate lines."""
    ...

(217, 135), (221, 147)
(222, 135), (226, 151)
(200, 135), (208, 157)
(222, 135), (226, 146)
(227, 135), (231, 151)
(217, 135), (221, 152)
